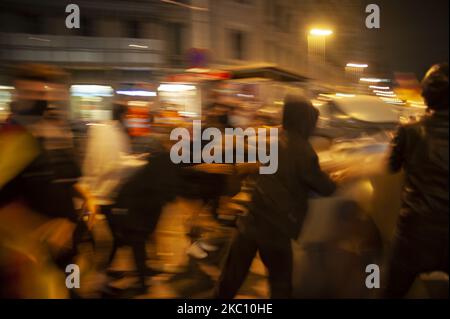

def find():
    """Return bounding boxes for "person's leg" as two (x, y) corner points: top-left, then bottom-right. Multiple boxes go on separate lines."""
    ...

(258, 237), (293, 299)
(214, 230), (258, 299)
(383, 235), (422, 298)
(209, 197), (221, 220)
(106, 241), (119, 267)
(130, 235), (148, 291)
(101, 205), (121, 270)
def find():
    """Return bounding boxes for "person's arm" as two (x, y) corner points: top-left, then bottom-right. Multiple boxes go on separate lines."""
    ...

(299, 144), (336, 196)
(73, 182), (98, 229)
(78, 125), (107, 229)
(388, 126), (406, 173)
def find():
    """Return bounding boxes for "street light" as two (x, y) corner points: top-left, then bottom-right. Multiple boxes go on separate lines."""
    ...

(308, 28), (333, 80)
(345, 63), (369, 90)
(309, 29), (333, 36)
(346, 63), (368, 69)
(360, 77), (390, 83)
(369, 85), (390, 90)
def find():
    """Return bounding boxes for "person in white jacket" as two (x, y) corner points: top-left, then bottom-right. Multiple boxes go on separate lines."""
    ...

(81, 105), (132, 208)
(79, 103), (146, 293)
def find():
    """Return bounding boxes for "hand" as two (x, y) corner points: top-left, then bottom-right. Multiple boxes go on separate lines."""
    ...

(73, 183), (98, 229)
(330, 169), (352, 184)
(85, 199), (99, 230)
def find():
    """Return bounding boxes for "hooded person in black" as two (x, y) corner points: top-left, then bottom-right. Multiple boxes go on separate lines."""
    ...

(215, 95), (336, 299)
(384, 63), (449, 298)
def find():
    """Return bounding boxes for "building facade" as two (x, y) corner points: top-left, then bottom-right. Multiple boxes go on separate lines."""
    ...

(0, 0), (378, 86)
(0, 1), (312, 79)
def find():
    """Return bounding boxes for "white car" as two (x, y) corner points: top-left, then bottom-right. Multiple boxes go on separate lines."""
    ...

(314, 94), (402, 141)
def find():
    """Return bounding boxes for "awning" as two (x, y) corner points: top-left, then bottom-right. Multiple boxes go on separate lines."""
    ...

(226, 65), (309, 82)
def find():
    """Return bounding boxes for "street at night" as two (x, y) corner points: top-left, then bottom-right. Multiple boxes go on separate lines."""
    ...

(0, 0), (448, 305)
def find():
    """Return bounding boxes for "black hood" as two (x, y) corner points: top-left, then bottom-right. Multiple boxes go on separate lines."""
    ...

(282, 95), (319, 138)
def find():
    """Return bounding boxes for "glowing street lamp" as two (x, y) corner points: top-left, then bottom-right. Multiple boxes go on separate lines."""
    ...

(309, 29), (333, 36)
(308, 28), (334, 79)
(360, 77), (390, 83)
(369, 85), (390, 90)
(345, 63), (368, 88)
(346, 63), (369, 69)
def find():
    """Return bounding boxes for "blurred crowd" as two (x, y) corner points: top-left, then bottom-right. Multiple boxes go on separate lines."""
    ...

(0, 63), (448, 299)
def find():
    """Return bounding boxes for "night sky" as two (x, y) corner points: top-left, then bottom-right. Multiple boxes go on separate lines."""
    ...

(367, 0), (449, 78)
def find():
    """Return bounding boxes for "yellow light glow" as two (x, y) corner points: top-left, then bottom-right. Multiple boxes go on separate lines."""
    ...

(376, 92), (397, 97)
(360, 78), (390, 83)
(186, 68), (211, 73)
(369, 85), (390, 90)
(336, 93), (355, 98)
(346, 63), (368, 68)
(310, 29), (333, 36)
(158, 84), (196, 92)
(373, 90), (395, 94)
(128, 101), (149, 107)
(312, 101), (324, 107)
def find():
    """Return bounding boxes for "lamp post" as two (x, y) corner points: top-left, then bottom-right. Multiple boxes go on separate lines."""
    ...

(345, 63), (368, 91)
(307, 28), (333, 80)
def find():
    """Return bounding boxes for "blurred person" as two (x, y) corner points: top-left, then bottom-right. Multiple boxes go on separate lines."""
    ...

(384, 63), (449, 298)
(77, 103), (131, 253)
(0, 64), (88, 297)
(111, 139), (188, 294)
(78, 102), (138, 279)
(184, 103), (245, 259)
(214, 95), (336, 299)
(80, 102), (132, 221)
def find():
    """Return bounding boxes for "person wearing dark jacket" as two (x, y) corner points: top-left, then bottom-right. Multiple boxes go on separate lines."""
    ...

(112, 146), (188, 294)
(214, 95), (336, 299)
(384, 63), (449, 298)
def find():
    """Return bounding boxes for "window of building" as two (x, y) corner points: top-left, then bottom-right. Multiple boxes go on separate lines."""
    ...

(274, 4), (282, 30)
(272, 4), (291, 33)
(168, 22), (185, 56)
(127, 20), (141, 38)
(230, 30), (246, 60)
(284, 13), (291, 33)
(265, 0), (274, 22)
(80, 17), (94, 36)
(29, 15), (43, 34)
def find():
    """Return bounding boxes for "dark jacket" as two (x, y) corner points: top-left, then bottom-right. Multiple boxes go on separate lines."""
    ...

(248, 96), (336, 240)
(114, 150), (186, 233)
(389, 110), (449, 235)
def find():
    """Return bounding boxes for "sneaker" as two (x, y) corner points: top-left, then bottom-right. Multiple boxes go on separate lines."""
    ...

(186, 242), (208, 259)
(198, 241), (218, 252)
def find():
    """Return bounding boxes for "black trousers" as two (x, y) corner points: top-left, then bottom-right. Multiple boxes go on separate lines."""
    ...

(383, 220), (449, 298)
(215, 220), (293, 299)
(102, 205), (149, 289)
